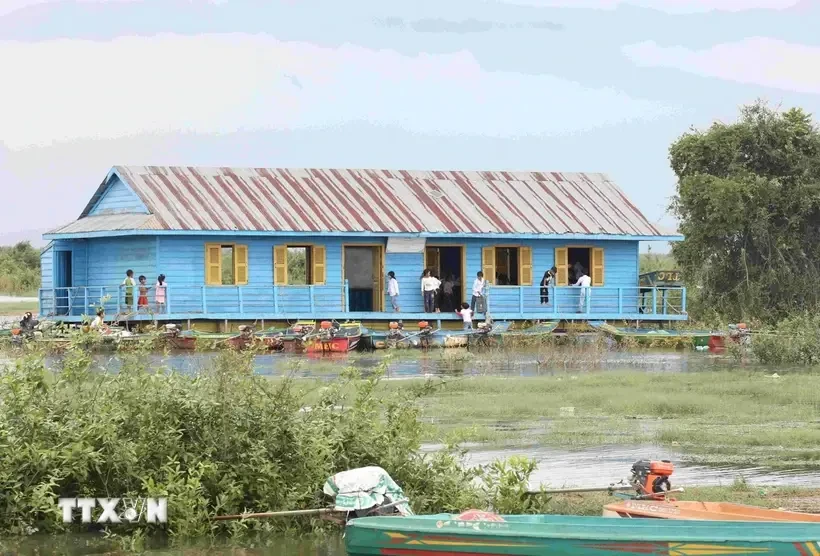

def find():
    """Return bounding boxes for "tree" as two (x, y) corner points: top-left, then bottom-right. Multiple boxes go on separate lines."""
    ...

(0, 241), (41, 294)
(669, 101), (820, 322)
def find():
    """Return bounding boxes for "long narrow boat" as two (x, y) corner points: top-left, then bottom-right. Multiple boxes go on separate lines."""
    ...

(304, 321), (364, 353)
(603, 499), (820, 522)
(588, 321), (723, 349)
(345, 513), (820, 556)
(369, 320), (516, 349)
(270, 320), (316, 353)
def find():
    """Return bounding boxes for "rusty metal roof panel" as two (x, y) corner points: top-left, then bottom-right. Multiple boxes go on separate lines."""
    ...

(48, 214), (161, 235)
(91, 166), (665, 236)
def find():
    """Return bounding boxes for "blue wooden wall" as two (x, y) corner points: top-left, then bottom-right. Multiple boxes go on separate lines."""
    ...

(88, 177), (148, 215)
(44, 235), (641, 316)
(40, 243), (53, 290)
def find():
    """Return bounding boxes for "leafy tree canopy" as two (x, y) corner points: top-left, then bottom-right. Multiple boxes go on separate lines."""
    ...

(670, 101), (820, 323)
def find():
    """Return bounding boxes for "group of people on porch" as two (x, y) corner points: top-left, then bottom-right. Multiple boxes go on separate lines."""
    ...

(386, 262), (592, 316)
(120, 269), (167, 313)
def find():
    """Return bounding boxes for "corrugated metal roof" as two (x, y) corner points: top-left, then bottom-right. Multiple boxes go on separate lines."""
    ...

(48, 214), (161, 235)
(71, 165), (666, 236)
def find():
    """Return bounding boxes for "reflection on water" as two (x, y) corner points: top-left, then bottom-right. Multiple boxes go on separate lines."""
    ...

(6, 534), (345, 555)
(33, 347), (746, 379)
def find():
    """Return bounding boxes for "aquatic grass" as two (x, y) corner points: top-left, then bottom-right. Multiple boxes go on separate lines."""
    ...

(375, 369), (820, 466)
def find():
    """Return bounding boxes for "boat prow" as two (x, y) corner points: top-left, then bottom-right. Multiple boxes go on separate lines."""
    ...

(603, 499), (820, 522)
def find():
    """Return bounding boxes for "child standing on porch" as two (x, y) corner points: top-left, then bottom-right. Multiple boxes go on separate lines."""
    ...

(456, 302), (473, 330)
(122, 270), (136, 311)
(155, 274), (167, 313)
(387, 271), (400, 312)
(137, 275), (149, 310)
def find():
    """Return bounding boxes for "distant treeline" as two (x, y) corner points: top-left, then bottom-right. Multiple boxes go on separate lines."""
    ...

(0, 242), (40, 295)
(639, 252), (676, 275)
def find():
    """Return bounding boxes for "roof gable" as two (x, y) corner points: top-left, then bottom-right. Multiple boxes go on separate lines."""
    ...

(82, 173), (149, 217)
(101, 165), (663, 237)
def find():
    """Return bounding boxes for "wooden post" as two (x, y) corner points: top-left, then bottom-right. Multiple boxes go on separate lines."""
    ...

(202, 285), (208, 314)
(309, 285), (315, 313)
(238, 287), (244, 314)
(652, 289), (658, 315)
(518, 286), (524, 315)
(273, 285), (279, 313)
(681, 287), (687, 313)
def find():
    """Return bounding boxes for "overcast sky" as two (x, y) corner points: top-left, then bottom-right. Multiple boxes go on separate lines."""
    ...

(1, 0), (817, 247)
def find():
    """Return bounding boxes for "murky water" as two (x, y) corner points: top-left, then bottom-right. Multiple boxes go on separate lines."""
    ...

(449, 444), (820, 489)
(6, 534), (345, 555)
(28, 346), (747, 379)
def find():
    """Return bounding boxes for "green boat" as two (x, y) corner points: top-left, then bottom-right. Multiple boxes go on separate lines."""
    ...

(588, 321), (721, 348)
(345, 513), (820, 556)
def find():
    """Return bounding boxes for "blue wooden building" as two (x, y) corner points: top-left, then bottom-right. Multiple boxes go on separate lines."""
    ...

(39, 166), (685, 328)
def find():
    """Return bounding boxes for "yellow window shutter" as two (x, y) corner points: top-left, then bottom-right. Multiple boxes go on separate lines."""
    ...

(206, 244), (221, 285)
(555, 247), (568, 286)
(592, 247), (604, 286)
(312, 245), (326, 285)
(273, 245), (287, 285)
(481, 246), (496, 283)
(519, 246), (533, 286)
(234, 244), (248, 285)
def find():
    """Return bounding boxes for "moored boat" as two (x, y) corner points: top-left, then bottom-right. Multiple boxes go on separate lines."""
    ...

(304, 321), (364, 353)
(345, 512), (820, 556)
(603, 499), (820, 522)
(589, 321), (723, 349)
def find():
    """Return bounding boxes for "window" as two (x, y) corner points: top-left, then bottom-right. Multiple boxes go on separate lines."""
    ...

(481, 246), (533, 286)
(205, 243), (248, 285)
(273, 245), (326, 285)
(554, 247), (604, 286)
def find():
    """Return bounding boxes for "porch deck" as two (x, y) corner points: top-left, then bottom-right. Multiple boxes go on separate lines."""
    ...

(38, 283), (687, 323)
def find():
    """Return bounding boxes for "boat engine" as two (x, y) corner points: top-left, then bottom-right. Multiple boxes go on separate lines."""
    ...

(630, 459), (673, 496)
(387, 321), (404, 339)
(317, 320), (336, 341)
(418, 321), (433, 348)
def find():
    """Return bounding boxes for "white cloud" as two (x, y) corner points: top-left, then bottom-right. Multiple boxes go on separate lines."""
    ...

(622, 37), (820, 95)
(0, 33), (674, 150)
(0, 0), (140, 17)
(496, 0), (801, 13)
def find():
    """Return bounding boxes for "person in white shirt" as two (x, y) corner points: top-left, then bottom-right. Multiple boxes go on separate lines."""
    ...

(90, 309), (108, 332)
(470, 271), (487, 314)
(575, 269), (591, 311)
(456, 303), (474, 330)
(387, 271), (400, 312)
(420, 269), (441, 312)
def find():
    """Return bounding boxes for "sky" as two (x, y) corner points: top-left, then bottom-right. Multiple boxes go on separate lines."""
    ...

(1, 0), (817, 249)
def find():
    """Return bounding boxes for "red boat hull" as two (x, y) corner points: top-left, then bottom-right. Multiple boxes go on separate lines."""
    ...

(304, 336), (360, 353)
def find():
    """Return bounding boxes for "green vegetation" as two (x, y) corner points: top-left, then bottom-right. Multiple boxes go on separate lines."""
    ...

(0, 242), (40, 295)
(287, 247), (308, 285)
(0, 343), (554, 547)
(639, 252), (676, 275)
(374, 371), (820, 469)
(0, 300), (38, 316)
(670, 101), (820, 323)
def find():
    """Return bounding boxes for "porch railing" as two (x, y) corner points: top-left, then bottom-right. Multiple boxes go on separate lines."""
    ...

(38, 284), (686, 318)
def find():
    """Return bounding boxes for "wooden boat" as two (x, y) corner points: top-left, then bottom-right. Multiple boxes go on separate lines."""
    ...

(345, 512), (820, 556)
(603, 499), (820, 522)
(370, 321), (514, 349)
(304, 321), (364, 353)
(159, 328), (232, 350)
(588, 321), (723, 349)
(270, 321), (316, 353)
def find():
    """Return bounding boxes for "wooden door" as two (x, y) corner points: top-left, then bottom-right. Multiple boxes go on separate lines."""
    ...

(371, 246), (384, 312)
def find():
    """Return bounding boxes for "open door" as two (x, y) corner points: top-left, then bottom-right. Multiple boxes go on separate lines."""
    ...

(372, 246), (384, 312)
(344, 245), (384, 312)
(54, 250), (72, 316)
